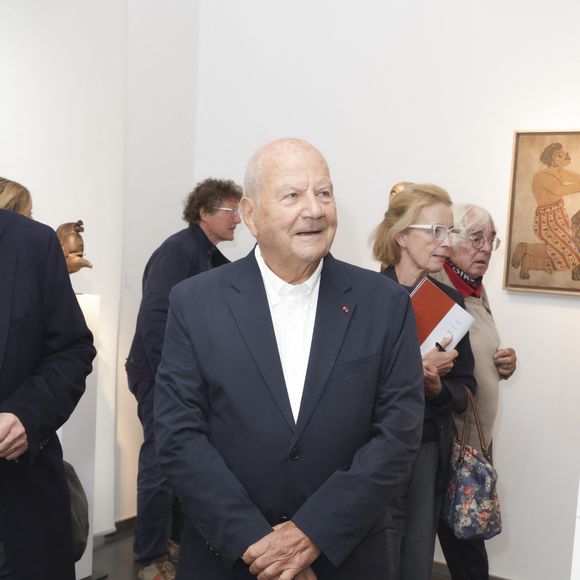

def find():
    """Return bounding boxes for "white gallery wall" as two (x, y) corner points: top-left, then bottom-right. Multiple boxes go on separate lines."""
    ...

(121, 2), (580, 578)
(116, 0), (202, 522)
(2, 1), (580, 579)
(186, 2), (580, 579)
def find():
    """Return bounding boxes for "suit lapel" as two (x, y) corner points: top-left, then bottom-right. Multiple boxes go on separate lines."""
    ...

(226, 253), (295, 430)
(0, 216), (15, 372)
(293, 255), (355, 442)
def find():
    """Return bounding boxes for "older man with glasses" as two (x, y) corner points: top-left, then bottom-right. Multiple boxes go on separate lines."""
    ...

(126, 178), (243, 580)
(435, 203), (516, 580)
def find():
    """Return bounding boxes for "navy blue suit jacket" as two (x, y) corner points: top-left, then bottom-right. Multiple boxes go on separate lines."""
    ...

(0, 210), (95, 580)
(155, 251), (425, 579)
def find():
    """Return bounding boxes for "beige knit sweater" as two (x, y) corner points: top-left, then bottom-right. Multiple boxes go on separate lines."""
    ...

(433, 269), (501, 454)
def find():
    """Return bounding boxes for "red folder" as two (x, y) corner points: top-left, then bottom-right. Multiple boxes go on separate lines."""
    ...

(410, 277), (474, 354)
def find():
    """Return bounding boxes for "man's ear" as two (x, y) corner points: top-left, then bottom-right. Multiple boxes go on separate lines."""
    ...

(199, 208), (208, 223)
(241, 197), (258, 237)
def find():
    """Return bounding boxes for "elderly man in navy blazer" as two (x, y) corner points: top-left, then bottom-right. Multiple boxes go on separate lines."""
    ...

(0, 209), (95, 580)
(155, 139), (425, 579)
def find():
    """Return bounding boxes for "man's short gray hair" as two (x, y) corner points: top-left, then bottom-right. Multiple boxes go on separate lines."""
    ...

(243, 148), (265, 202)
(452, 203), (494, 237)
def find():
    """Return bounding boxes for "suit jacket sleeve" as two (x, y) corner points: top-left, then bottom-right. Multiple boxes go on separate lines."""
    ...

(0, 229), (95, 463)
(292, 288), (425, 567)
(139, 241), (198, 376)
(155, 291), (273, 567)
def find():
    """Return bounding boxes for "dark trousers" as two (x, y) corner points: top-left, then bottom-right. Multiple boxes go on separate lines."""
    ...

(386, 441), (442, 580)
(0, 540), (13, 580)
(437, 520), (489, 580)
(171, 496), (184, 543)
(129, 374), (174, 564)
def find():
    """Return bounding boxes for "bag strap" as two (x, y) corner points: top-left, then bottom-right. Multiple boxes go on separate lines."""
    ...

(457, 387), (493, 463)
(457, 390), (471, 458)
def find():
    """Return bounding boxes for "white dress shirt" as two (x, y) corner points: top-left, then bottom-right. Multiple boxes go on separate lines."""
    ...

(255, 247), (322, 422)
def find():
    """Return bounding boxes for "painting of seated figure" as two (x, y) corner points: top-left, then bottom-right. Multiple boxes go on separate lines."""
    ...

(505, 131), (580, 296)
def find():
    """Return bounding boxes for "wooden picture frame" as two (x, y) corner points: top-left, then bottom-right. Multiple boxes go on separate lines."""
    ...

(504, 131), (580, 296)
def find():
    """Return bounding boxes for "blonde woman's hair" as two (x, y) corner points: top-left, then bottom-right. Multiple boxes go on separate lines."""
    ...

(0, 177), (31, 215)
(372, 183), (452, 267)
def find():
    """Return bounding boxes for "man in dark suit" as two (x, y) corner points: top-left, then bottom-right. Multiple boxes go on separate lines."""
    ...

(126, 178), (242, 579)
(155, 139), (425, 579)
(0, 209), (95, 580)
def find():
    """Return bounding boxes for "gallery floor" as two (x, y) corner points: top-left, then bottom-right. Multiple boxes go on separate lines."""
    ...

(89, 519), (453, 579)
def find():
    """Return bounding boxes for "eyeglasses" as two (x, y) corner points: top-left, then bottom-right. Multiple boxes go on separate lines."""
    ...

(458, 232), (501, 251)
(407, 224), (459, 241)
(212, 207), (240, 216)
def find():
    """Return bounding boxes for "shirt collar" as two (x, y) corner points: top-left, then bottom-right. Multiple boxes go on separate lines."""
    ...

(191, 224), (215, 253)
(254, 246), (323, 307)
(191, 224), (230, 267)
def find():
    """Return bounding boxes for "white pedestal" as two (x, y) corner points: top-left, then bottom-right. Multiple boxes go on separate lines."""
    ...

(60, 294), (100, 580)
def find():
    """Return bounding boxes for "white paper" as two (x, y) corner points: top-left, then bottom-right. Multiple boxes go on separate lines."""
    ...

(419, 301), (474, 356)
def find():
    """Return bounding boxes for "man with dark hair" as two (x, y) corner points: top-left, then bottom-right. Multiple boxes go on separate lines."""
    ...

(0, 209), (95, 580)
(182, 178), (243, 225)
(126, 178), (243, 580)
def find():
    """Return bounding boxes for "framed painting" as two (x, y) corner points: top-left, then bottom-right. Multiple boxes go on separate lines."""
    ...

(504, 131), (580, 296)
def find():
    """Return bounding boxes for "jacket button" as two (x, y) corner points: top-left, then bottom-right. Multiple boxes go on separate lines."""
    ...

(280, 515), (289, 522)
(289, 448), (301, 460)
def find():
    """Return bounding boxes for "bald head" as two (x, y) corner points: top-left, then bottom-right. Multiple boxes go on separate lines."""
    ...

(244, 138), (328, 202)
(240, 137), (336, 284)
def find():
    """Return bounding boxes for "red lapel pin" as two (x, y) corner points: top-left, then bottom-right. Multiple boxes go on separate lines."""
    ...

(342, 306), (350, 313)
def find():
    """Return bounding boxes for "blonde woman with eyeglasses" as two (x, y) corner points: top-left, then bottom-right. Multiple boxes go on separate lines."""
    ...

(372, 183), (476, 580)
